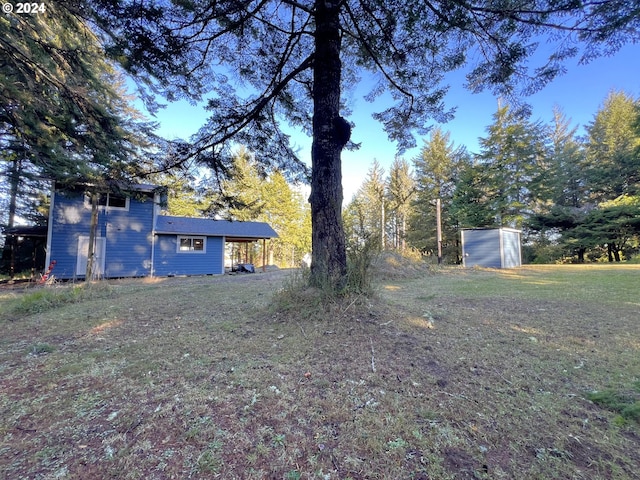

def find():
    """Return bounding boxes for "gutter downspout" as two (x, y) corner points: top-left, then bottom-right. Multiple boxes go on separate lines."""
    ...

(150, 192), (159, 277)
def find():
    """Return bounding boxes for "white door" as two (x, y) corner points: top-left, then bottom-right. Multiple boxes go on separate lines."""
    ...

(76, 235), (106, 278)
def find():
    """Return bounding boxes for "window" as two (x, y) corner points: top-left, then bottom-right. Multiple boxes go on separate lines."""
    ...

(85, 193), (129, 211)
(177, 236), (206, 253)
(102, 194), (128, 209)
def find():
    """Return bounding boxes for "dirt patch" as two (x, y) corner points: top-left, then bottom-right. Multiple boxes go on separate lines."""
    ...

(443, 447), (483, 479)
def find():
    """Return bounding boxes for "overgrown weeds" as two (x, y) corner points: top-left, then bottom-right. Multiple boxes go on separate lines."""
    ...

(270, 266), (375, 321)
(1, 282), (114, 320)
(273, 243), (427, 314)
(345, 236), (378, 295)
(587, 381), (640, 425)
(272, 239), (379, 315)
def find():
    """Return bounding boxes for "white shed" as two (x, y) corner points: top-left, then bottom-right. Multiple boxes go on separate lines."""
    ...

(461, 228), (522, 268)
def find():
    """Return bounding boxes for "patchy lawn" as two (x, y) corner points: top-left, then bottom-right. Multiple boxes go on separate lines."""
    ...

(1, 265), (639, 479)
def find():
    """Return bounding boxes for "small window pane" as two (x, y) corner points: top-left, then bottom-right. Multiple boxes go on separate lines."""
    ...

(193, 238), (204, 251)
(108, 195), (127, 208)
(179, 238), (191, 251)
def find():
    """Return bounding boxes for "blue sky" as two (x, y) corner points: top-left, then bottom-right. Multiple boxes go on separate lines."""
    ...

(142, 43), (639, 202)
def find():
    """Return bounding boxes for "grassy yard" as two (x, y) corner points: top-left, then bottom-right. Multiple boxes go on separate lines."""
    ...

(1, 264), (639, 479)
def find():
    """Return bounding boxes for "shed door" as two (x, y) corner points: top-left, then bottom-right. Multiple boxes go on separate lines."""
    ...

(501, 230), (521, 268)
(76, 235), (106, 278)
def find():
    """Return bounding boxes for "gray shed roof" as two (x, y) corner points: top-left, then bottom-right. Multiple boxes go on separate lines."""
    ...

(154, 215), (278, 241)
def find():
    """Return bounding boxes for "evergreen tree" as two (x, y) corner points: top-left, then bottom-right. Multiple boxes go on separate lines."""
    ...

(218, 147), (267, 221)
(526, 108), (589, 262)
(528, 95), (640, 262)
(216, 148), (312, 266)
(262, 172), (312, 266)
(565, 195), (640, 262)
(344, 161), (387, 250)
(450, 161), (497, 230)
(475, 104), (548, 228)
(546, 108), (588, 209)
(409, 128), (467, 261)
(585, 91), (640, 201)
(0, 4), (158, 186)
(386, 158), (415, 251)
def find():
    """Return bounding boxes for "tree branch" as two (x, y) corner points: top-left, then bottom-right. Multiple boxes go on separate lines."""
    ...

(192, 53), (314, 157)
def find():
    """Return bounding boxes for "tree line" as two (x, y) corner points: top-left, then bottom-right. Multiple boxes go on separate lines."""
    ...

(346, 91), (640, 263)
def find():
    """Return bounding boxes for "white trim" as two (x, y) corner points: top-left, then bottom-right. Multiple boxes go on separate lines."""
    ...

(45, 181), (55, 269)
(460, 229), (466, 267)
(84, 193), (130, 212)
(150, 192), (160, 277)
(221, 236), (226, 274)
(76, 235), (106, 278)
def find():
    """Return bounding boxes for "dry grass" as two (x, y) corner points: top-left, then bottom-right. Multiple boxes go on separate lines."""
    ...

(1, 265), (639, 479)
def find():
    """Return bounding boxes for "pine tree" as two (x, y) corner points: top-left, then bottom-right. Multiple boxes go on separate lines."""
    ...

(476, 104), (548, 228)
(525, 108), (589, 262)
(216, 148), (312, 266)
(386, 158), (415, 251)
(409, 128), (468, 261)
(0, 5), (157, 186)
(344, 161), (387, 250)
(585, 91), (640, 202)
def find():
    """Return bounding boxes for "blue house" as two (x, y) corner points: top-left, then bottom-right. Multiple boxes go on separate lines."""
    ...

(45, 183), (278, 279)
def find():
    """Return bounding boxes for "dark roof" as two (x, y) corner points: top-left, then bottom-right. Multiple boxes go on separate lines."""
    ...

(55, 181), (165, 194)
(154, 215), (278, 241)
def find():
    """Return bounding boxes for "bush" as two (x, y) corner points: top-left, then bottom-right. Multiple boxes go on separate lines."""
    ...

(345, 236), (378, 295)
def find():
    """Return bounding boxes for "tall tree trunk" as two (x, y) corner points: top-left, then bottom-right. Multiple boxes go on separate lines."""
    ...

(86, 192), (99, 280)
(401, 214), (406, 252)
(612, 243), (621, 262)
(309, 0), (347, 290)
(6, 157), (21, 278)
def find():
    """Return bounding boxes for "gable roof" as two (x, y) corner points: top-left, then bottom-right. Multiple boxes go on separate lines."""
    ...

(154, 215), (278, 242)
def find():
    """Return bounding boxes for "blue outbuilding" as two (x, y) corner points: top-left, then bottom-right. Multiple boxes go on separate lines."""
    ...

(461, 228), (522, 269)
(45, 183), (278, 279)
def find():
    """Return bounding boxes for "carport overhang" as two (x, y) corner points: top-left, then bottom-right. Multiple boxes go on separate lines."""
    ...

(225, 236), (274, 272)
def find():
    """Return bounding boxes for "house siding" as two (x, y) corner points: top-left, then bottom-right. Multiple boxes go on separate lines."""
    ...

(48, 189), (155, 279)
(153, 235), (224, 276)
